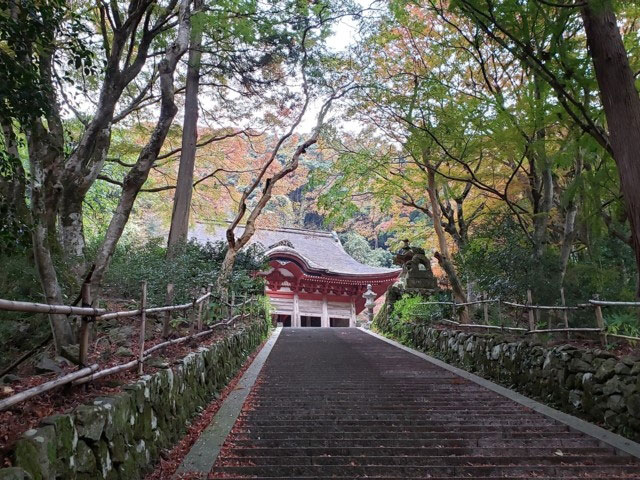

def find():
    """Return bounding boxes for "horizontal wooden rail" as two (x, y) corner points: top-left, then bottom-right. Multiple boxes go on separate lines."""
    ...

(0, 284), (256, 411)
(589, 299), (640, 307)
(0, 291), (219, 322)
(98, 294), (215, 321)
(0, 365), (99, 411)
(439, 318), (527, 332)
(607, 332), (640, 341)
(418, 301), (455, 305)
(0, 312), (251, 408)
(526, 328), (603, 335)
(502, 301), (584, 311)
(0, 299), (106, 316)
(72, 313), (246, 386)
(462, 323), (528, 332)
(453, 299), (500, 306)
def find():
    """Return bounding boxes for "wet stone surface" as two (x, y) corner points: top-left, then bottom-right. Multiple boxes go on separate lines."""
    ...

(212, 328), (640, 479)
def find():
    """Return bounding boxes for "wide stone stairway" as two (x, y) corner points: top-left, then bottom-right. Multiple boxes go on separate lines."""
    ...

(210, 328), (640, 479)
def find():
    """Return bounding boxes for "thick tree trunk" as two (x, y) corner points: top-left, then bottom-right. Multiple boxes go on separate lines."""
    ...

(31, 223), (74, 351)
(59, 193), (87, 278)
(581, 1), (640, 294)
(167, 4), (203, 258)
(89, 0), (191, 291)
(59, 0), (179, 272)
(531, 76), (552, 261)
(217, 247), (238, 303)
(559, 151), (583, 286)
(425, 165), (469, 322)
(0, 122), (29, 229)
(26, 54), (74, 352)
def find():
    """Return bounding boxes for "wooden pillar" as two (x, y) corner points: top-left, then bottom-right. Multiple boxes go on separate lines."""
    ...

(349, 298), (356, 328)
(293, 293), (300, 327)
(321, 296), (329, 328)
(527, 289), (536, 331)
(138, 281), (148, 375)
(79, 283), (92, 367)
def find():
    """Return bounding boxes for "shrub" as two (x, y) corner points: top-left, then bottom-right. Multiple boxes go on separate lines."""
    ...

(90, 237), (266, 308)
(605, 312), (640, 337)
(375, 293), (450, 343)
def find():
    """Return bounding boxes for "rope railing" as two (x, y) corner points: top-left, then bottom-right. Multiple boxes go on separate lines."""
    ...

(0, 282), (260, 412)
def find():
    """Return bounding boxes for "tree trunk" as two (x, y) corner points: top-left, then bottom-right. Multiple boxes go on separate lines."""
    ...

(217, 90), (337, 299)
(581, 1), (640, 294)
(59, 193), (87, 278)
(59, 0), (179, 273)
(425, 164), (469, 322)
(0, 122), (29, 232)
(89, 0), (192, 291)
(559, 151), (583, 286)
(26, 53), (74, 352)
(531, 75), (552, 261)
(217, 247), (238, 303)
(167, 3), (203, 258)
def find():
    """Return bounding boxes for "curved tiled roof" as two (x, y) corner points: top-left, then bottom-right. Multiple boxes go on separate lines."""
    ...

(189, 223), (400, 277)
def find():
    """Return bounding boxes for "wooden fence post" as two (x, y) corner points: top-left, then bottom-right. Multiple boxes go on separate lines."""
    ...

(594, 296), (607, 347)
(79, 283), (92, 367)
(527, 289), (535, 331)
(162, 283), (174, 338)
(230, 291), (235, 320)
(196, 289), (204, 331)
(190, 297), (197, 333)
(483, 293), (489, 325)
(138, 281), (147, 375)
(560, 287), (570, 340)
(201, 284), (212, 329)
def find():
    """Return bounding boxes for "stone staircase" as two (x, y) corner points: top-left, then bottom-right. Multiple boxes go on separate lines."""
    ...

(211, 328), (640, 478)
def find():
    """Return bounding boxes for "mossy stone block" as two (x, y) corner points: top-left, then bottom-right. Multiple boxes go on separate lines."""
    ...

(0, 468), (33, 480)
(74, 405), (107, 442)
(75, 440), (97, 474)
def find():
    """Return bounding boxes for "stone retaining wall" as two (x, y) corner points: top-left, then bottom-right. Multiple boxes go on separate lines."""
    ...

(0, 318), (270, 480)
(375, 318), (640, 442)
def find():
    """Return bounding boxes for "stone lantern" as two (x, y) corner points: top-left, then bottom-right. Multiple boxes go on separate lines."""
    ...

(363, 284), (377, 325)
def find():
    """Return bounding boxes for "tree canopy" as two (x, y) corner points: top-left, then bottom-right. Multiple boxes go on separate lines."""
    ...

(1, 0), (640, 347)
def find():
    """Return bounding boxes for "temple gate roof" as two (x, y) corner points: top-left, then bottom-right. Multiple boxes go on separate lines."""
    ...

(189, 223), (400, 278)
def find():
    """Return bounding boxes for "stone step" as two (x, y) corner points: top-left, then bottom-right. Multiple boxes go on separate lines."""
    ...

(232, 431), (583, 441)
(228, 438), (603, 448)
(208, 329), (640, 479)
(235, 424), (568, 433)
(216, 454), (638, 467)
(212, 464), (640, 477)
(241, 419), (560, 427)
(223, 446), (620, 458)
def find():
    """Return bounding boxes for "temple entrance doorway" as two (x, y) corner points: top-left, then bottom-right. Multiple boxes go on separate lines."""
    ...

(330, 318), (350, 328)
(273, 314), (292, 327)
(301, 316), (321, 327)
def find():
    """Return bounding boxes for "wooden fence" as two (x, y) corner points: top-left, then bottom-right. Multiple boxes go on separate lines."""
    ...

(416, 289), (640, 345)
(0, 282), (258, 412)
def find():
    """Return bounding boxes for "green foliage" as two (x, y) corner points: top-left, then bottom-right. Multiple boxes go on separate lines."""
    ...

(91, 237), (266, 307)
(455, 216), (552, 301)
(0, 0), (95, 123)
(605, 312), (640, 338)
(375, 293), (450, 343)
(339, 232), (393, 267)
(393, 294), (447, 324)
(0, 252), (61, 370)
(456, 214), (637, 305)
